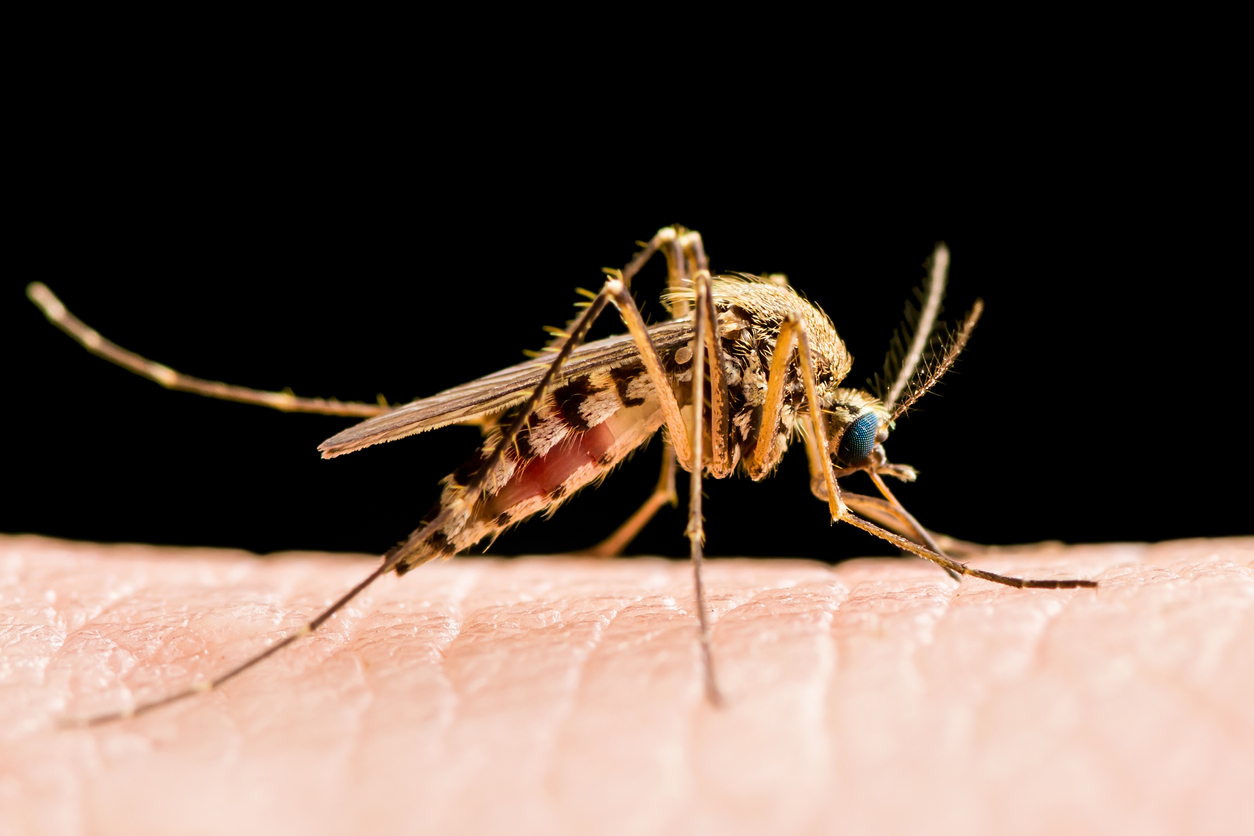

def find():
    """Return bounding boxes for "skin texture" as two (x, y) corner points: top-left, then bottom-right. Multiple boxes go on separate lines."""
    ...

(2, 534), (1252, 836)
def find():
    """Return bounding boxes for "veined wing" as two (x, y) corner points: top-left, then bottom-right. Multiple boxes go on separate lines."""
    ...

(318, 318), (695, 458)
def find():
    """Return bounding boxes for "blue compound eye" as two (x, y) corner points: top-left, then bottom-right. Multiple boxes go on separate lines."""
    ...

(838, 411), (879, 465)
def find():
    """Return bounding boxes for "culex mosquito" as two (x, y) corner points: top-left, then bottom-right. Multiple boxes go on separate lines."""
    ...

(28, 225), (1096, 724)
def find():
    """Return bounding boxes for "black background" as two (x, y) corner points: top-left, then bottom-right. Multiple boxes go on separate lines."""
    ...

(7, 81), (1248, 562)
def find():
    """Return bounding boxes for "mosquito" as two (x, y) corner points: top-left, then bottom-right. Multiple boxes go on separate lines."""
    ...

(28, 226), (1096, 724)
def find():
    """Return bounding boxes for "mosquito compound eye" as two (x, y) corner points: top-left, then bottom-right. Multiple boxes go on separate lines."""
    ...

(838, 411), (879, 465)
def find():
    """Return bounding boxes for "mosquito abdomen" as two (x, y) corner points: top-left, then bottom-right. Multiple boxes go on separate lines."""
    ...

(393, 369), (665, 573)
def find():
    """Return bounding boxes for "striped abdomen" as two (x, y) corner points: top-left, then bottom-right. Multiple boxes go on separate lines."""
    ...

(395, 364), (663, 573)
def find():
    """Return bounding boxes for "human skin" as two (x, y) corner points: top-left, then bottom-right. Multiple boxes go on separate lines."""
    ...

(2, 534), (1252, 836)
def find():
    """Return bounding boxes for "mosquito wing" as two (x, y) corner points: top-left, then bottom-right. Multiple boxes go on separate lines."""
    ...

(318, 318), (695, 458)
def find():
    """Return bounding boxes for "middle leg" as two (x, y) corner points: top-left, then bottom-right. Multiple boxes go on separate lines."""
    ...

(579, 442), (678, 558)
(578, 227), (700, 557)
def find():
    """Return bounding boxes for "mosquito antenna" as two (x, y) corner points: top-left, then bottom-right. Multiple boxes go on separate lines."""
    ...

(888, 299), (983, 423)
(879, 244), (949, 413)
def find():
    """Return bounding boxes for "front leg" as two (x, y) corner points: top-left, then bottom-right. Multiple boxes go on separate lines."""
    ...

(744, 312), (848, 524)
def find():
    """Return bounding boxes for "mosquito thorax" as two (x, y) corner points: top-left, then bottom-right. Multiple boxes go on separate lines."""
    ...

(827, 389), (891, 467)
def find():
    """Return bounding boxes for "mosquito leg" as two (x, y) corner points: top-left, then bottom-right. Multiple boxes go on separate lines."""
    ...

(693, 266), (733, 478)
(395, 228), (717, 571)
(579, 443), (678, 558)
(620, 225), (687, 291)
(836, 488), (960, 579)
(812, 458), (960, 581)
(579, 258), (735, 553)
(768, 311), (1092, 589)
(661, 229), (691, 317)
(601, 286), (693, 468)
(686, 264), (722, 705)
(791, 320), (851, 524)
(544, 226), (684, 354)
(62, 227), (718, 724)
(743, 314), (846, 522)
(384, 287), (629, 570)
(576, 225), (717, 559)
(794, 420), (967, 578)
(841, 514), (1098, 589)
(676, 228), (708, 278)
(592, 256), (725, 701)
(602, 259), (732, 471)
(743, 315), (801, 480)
(66, 275), (626, 725)
(840, 492), (984, 557)
(26, 283), (392, 418)
(862, 469), (962, 580)
(61, 557), (407, 726)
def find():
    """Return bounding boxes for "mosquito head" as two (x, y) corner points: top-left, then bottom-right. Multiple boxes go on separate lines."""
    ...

(825, 389), (891, 469)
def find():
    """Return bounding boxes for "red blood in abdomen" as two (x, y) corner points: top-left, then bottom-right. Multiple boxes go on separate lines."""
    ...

(481, 421), (616, 520)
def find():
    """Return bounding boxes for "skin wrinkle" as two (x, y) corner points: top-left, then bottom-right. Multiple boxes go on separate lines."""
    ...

(1210, 615), (1254, 739)
(227, 597), (363, 761)
(903, 578), (958, 686)
(797, 586), (841, 791)
(427, 559), (481, 739)
(954, 588), (1078, 761)
(430, 588), (499, 721)
(1211, 589), (1254, 727)
(442, 583), (670, 835)
(827, 569), (1006, 785)
(875, 577), (952, 689)
(898, 578), (970, 753)
(421, 612), (464, 742)
(548, 588), (699, 834)
(1082, 606), (1191, 828)
(348, 576), (474, 815)
(1144, 647), (1254, 750)
(57, 583), (165, 701)
(529, 598), (611, 784)
(717, 580), (844, 690)
(1181, 559), (1254, 693)
(681, 577), (822, 825)
(710, 582), (842, 811)
(538, 594), (628, 801)
(337, 606), (415, 771)
(8, 536), (1254, 836)
(1007, 594), (1067, 689)
(679, 601), (712, 832)
(813, 579), (852, 772)
(60, 597), (157, 712)
(337, 626), (385, 769)
(1127, 558), (1254, 742)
